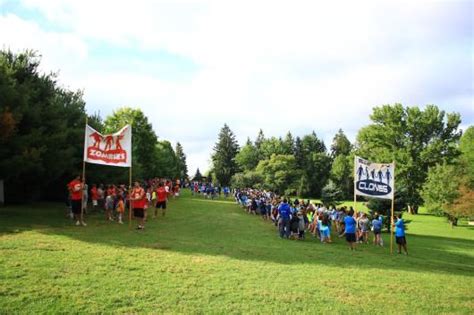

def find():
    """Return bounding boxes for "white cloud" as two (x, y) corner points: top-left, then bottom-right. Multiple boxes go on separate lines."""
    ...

(1, 0), (472, 174)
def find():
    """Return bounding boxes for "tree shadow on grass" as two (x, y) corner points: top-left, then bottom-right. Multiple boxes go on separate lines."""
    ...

(1, 201), (473, 278)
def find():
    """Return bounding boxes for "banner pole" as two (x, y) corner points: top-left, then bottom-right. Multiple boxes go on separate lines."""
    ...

(81, 116), (88, 224)
(129, 166), (132, 229)
(390, 160), (396, 254)
(353, 156), (357, 214)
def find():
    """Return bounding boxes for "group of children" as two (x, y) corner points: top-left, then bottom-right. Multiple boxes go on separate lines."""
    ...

(67, 177), (181, 229)
(234, 188), (408, 254)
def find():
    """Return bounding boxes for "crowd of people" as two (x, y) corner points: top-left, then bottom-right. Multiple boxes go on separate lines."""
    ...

(234, 188), (408, 254)
(67, 176), (181, 230)
(189, 182), (231, 199)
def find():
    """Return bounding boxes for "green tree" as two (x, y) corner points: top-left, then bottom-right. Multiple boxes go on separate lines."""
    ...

(175, 142), (188, 179)
(231, 171), (263, 189)
(211, 124), (239, 186)
(321, 180), (343, 207)
(330, 154), (353, 199)
(459, 126), (474, 188)
(155, 140), (179, 178)
(0, 50), (87, 202)
(298, 132), (331, 197)
(254, 129), (265, 150)
(330, 129), (352, 157)
(193, 168), (203, 181)
(255, 154), (300, 195)
(357, 104), (462, 213)
(259, 137), (286, 160)
(104, 107), (158, 179)
(421, 163), (461, 216)
(235, 138), (259, 171)
(282, 131), (295, 155)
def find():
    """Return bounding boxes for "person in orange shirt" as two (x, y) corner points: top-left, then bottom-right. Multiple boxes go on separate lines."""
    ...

(155, 182), (168, 218)
(116, 195), (125, 224)
(67, 175), (86, 226)
(130, 181), (146, 229)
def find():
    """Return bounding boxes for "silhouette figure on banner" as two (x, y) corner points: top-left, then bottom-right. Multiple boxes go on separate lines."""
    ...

(90, 132), (102, 148)
(115, 134), (124, 150)
(377, 168), (384, 182)
(385, 166), (392, 185)
(357, 165), (364, 181)
(104, 135), (114, 151)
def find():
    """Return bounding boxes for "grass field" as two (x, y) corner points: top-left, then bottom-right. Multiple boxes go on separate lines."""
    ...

(1, 191), (473, 313)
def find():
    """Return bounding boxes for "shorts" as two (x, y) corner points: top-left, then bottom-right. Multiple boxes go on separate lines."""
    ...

(92, 200), (98, 206)
(373, 229), (381, 235)
(345, 233), (356, 243)
(155, 201), (167, 209)
(396, 236), (407, 245)
(71, 200), (82, 214)
(133, 208), (144, 218)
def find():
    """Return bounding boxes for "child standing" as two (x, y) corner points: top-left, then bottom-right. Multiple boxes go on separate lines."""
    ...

(394, 214), (408, 255)
(116, 195), (125, 224)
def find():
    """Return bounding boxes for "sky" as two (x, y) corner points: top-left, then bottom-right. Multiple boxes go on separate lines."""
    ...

(1, 0), (472, 174)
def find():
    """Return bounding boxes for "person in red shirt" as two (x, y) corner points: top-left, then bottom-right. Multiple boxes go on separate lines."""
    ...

(154, 182), (168, 218)
(67, 175), (86, 226)
(130, 181), (146, 229)
(90, 184), (99, 211)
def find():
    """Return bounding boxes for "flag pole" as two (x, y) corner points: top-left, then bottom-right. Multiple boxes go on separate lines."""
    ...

(390, 160), (396, 254)
(353, 156), (357, 214)
(129, 165), (132, 229)
(81, 116), (88, 225)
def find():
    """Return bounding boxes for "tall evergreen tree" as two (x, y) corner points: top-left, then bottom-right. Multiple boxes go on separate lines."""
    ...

(282, 131), (295, 155)
(330, 129), (352, 157)
(175, 142), (188, 179)
(193, 168), (203, 181)
(255, 129), (265, 149)
(212, 124), (240, 186)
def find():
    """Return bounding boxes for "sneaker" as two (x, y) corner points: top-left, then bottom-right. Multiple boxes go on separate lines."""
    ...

(75, 221), (80, 226)
(81, 222), (87, 227)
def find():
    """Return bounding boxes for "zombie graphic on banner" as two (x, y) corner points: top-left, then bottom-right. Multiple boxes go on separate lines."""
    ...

(83, 125), (132, 167)
(354, 156), (394, 200)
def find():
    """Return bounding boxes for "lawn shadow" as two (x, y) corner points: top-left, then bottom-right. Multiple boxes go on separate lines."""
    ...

(1, 200), (473, 278)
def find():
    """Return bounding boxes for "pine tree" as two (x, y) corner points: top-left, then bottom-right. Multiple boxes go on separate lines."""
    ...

(193, 168), (203, 181)
(255, 129), (265, 149)
(212, 124), (240, 186)
(175, 142), (188, 179)
(330, 129), (352, 157)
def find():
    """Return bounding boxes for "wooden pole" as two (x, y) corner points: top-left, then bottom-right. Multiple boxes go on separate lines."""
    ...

(81, 117), (88, 224)
(353, 156), (357, 214)
(128, 168), (132, 229)
(390, 160), (396, 254)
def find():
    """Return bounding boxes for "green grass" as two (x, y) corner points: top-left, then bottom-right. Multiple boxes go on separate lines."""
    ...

(1, 191), (473, 313)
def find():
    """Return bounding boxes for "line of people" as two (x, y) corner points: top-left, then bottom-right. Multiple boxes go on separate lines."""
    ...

(234, 188), (408, 254)
(67, 176), (180, 230)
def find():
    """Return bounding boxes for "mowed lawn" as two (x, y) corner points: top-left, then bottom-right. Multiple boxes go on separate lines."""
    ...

(1, 191), (473, 313)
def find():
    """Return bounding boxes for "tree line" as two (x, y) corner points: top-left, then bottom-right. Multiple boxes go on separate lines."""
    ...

(0, 50), (187, 203)
(210, 106), (473, 221)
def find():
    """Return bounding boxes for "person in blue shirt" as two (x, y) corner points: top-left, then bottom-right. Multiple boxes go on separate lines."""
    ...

(340, 209), (357, 250)
(394, 214), (408, 255)
(372, 212), (383, 246)
(278, 199), (291, 238)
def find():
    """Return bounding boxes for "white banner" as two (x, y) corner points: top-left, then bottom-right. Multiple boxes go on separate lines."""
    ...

(354, 156), (394, 200)
(83, 125), (132, 167)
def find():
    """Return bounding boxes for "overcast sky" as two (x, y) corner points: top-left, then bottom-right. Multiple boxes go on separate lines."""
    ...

(1, 0), (472, 174)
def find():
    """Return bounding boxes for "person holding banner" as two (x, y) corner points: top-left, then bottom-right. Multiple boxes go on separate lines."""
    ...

(67, 175), (87, 226)
(130, 181), (146, 229)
